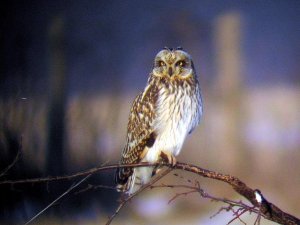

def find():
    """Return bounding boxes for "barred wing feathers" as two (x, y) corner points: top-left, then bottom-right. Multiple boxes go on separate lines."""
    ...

(115, 82), (158, 191)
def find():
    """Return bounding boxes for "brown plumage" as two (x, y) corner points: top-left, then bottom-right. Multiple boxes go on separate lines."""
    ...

(115, 47), (203, 194)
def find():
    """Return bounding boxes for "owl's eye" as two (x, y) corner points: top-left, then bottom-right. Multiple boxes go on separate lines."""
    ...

(157, 60), (166, 67)
(176, 60), (186, 67)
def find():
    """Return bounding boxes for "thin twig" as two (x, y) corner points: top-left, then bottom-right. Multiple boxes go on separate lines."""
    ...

(0, 162), (162, 185)
(151, 182), (262, 225)
(167, 189), (198, 204)
(24, 174), (91, 225)
(1, 161), (299, 225)
(227, 207), (247, 225)
(105, 168), (172, 225)
(75, 184), (117, 195)
(254, 210), (262, 225)
(0, 137), (22, 178)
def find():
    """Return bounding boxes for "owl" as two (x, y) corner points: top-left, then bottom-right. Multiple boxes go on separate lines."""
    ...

(115, 47), (203, 194)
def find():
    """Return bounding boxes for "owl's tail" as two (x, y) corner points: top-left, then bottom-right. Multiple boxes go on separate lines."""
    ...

(115, 167), (133, 192)
(115, 166), (154, 194)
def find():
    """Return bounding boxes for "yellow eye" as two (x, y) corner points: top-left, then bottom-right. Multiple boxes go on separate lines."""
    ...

(176, 60), (186, 67)
(158, 60), (165, 67)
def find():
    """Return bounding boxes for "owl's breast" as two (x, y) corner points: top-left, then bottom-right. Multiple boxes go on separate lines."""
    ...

(145, 85), (200, 163)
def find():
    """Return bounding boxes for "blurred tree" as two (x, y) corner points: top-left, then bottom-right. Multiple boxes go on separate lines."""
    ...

(46, 16), (67, 176)
(212, 12), (249, 172)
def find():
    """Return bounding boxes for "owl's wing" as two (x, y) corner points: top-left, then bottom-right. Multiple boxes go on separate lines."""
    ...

(115, 83), (158, 191)
(121, 83), (158, 164)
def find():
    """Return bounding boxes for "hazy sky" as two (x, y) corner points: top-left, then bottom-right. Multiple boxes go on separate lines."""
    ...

(1, 0), (299, 95)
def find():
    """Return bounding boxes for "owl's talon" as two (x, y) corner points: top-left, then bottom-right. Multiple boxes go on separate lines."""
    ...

(160, 150), (177, 167)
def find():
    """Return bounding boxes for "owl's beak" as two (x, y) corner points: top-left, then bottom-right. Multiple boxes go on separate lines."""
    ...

(168, 67), (173, 76)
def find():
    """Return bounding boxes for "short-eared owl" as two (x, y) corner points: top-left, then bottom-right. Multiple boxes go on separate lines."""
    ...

(115, 47), (203, 194)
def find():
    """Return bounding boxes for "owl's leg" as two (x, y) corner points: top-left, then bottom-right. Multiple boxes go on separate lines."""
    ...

(160, 150), (177, 167)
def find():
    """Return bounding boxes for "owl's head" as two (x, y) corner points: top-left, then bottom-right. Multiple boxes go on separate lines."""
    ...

(152, 47), (195, 79)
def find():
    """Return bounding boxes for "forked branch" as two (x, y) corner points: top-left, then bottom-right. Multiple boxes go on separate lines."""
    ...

(1, 162), (299, 225)
(173, 162), (300, 225)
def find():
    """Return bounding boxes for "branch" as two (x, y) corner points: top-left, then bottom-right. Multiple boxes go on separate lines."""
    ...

(0, 162), (160, 185)
(151, 182), (260, 224)
(0, 136), (22, 178)
(1, 162), (299, 225)
(0, 150), (21, 178)
(24, 174), (92, 225)
(174, 162), (300, 225)
(105, 168), (172, 225)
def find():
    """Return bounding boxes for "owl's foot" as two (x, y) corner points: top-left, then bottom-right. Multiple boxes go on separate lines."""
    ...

(160, 150), (177, 167)
(151, 166), (162, 176)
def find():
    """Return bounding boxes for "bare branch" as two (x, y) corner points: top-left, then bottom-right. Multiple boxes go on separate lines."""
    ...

(0, 150), (20, 178)
(227, 207), (247, 225)
(24, 174), (92, 225)
(75, 184), (117, 195)
(0, 137), (22, 178)
(105, 168), (172, 225)
(1, 161), (299, 225)
(151, 182), (260, 224)
(173, 162), (300, 225)
(0, 162), (161, 185)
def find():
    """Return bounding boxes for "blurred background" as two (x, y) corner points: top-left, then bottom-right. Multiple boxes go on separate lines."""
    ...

(0, 0), (299, 224)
